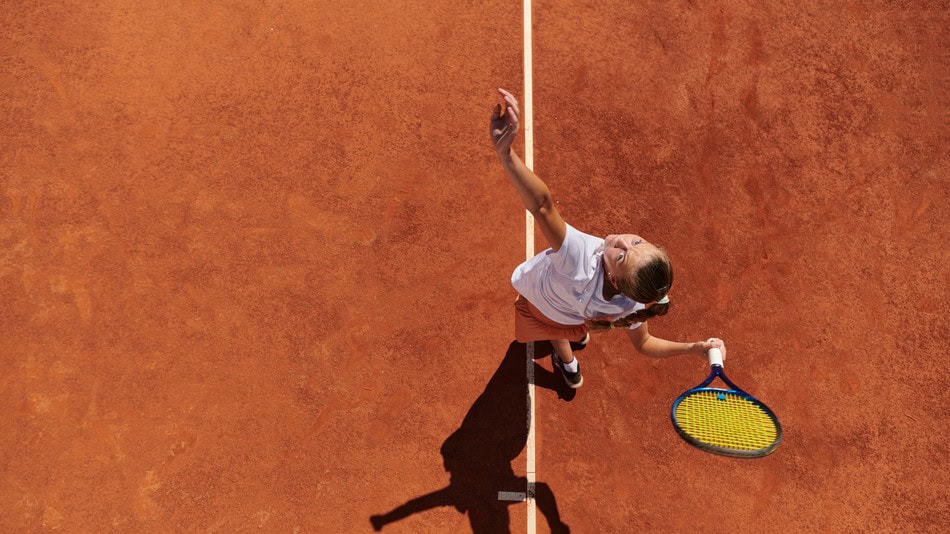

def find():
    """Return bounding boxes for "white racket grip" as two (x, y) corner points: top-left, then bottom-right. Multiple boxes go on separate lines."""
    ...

(708, 347), (724, 368)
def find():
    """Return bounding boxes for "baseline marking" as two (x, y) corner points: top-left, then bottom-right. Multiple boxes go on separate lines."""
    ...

(523, 0), (537, 532)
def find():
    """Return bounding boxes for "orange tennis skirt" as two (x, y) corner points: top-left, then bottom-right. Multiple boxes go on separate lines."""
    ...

(514, 294), (589, 343)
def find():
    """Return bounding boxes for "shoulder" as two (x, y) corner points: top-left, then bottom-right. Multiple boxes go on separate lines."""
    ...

(549, 224), (602, 273)
(565, 224), (599, 242)
(558, 224), (603, 253)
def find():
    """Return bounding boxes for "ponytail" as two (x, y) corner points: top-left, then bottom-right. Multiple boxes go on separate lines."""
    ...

(612, 299), (670, 327)
(584, 298), (670, 331)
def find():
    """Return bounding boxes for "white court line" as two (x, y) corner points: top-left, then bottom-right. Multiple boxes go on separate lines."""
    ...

(523, 0), (536, 532)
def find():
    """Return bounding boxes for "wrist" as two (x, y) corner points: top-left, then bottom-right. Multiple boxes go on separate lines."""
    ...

(497, 147), (516, 164)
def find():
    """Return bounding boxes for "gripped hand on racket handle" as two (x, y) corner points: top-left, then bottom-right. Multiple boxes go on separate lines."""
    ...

(701, 338), (726, 366)
(490, 88), (520, 157)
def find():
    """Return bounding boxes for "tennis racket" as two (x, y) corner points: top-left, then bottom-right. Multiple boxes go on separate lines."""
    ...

(671, 347), (782, 458)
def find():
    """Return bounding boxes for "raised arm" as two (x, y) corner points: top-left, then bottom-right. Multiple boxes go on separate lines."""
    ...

(490, 88), (567, 251)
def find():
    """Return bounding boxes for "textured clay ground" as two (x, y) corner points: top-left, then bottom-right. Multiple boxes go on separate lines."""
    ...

(2, 1), (946, 532)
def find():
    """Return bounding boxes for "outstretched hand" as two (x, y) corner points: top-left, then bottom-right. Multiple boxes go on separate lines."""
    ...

(490, 88), (520, 157)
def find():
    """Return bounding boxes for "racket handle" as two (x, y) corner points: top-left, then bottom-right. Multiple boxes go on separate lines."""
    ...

(708, 347), (724, 368)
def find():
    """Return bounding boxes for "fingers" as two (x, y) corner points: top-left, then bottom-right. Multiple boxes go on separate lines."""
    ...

(497, 88), (521, 118)
(504, 97), (520, 119)
(490, 88), (522, 151)
(500, 124), (517, 142)
(706, 337), (726, 359)
(507, 106), (519, 129)
(497, 106), (519, 137)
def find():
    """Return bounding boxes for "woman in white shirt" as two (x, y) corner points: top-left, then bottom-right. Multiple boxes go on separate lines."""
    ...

(490, 89), (726, 388)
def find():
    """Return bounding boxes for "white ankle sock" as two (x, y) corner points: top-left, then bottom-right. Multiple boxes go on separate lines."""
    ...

(562, 357), (579, 373)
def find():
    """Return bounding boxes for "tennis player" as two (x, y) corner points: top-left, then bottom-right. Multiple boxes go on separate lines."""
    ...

(491, 88), (726, 388)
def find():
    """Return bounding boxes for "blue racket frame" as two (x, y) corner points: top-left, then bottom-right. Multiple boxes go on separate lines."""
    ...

(670, 364), (783, 458)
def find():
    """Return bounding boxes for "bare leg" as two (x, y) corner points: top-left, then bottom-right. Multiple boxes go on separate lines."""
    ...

(550, 339), (575, 364)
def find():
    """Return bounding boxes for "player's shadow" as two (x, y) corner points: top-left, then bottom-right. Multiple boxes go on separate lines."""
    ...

(370, 341), (574, 533)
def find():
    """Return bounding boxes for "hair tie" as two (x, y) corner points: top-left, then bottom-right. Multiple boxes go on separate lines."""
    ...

(657, 295), (670, 305)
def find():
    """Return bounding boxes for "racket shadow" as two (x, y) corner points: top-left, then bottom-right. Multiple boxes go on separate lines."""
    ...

(369, 341), (570, 533)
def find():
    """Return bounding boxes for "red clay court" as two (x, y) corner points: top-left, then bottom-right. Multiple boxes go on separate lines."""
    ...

(2, 1), (947, 532)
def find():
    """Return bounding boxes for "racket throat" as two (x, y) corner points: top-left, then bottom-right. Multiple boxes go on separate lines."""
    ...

(695, 365), (743, 393)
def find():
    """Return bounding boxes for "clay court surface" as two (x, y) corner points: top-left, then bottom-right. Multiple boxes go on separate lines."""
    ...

(2, 1), (947, 532)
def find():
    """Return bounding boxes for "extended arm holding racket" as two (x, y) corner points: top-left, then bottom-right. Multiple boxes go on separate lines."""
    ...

(626, 322), (726, 359)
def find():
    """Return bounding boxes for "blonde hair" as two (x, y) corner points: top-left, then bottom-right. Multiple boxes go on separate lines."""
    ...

(616, 248), (673, 324)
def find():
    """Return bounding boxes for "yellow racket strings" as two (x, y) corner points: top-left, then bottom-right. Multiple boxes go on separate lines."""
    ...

(675, 391), (778, 450)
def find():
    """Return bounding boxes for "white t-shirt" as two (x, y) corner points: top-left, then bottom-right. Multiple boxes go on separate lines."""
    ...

(511, 224), (645, 329)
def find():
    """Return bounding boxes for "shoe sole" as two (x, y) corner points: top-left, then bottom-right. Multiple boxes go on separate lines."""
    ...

(565, 374), (583, 389)
(569, 333), (590, 352)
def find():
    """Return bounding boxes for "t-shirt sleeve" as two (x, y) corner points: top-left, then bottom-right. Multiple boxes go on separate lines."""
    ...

(549, 224), (595, 277)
